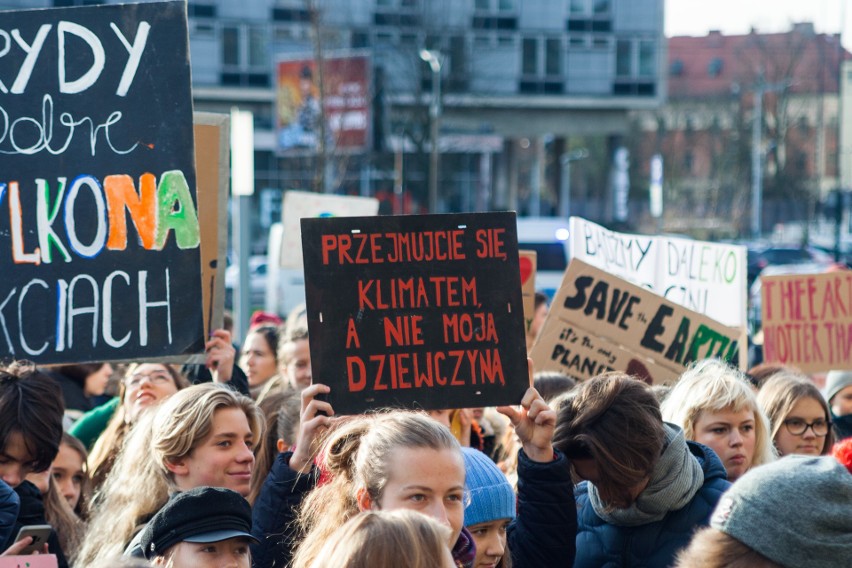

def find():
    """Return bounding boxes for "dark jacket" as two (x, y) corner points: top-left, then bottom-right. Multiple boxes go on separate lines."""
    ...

(4, 481), (68, 568)
(832, 411), (852, 442)
(573, 441), (730, 568)
(0, 480), (19, 552)
(251, 451), (318, 568)
(508, 449), (576, 568)
(507, 450), (577, 568)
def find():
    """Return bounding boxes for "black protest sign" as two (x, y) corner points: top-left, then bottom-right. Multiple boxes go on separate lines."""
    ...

(302, 212), (529, 414)
(0, 1), (203, 364)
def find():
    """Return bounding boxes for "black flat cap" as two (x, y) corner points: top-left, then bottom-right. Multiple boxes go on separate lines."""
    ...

(140, 486), (259, 559)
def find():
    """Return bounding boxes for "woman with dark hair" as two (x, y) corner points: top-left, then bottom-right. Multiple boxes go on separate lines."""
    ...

(239, 324), (282, 399)
(47, 363), (113, 421)
(553, 372), (730, 567)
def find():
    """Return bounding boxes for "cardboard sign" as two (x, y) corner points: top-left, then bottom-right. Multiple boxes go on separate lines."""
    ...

(569, 217), (747, 327)
(520, 250), (537, 336)
(301, 212), (529, 414)
(195, 112), (229, 339)
(760, 271), (852, 374)
(279, 191), (379, 269)
(0, 556), (58, 568)
(530, 259), (744, 383)
(0, 1), (203, 364)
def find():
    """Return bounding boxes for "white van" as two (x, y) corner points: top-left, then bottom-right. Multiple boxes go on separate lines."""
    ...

(265, 222), (307, 317)
(516, 217), (571, 299)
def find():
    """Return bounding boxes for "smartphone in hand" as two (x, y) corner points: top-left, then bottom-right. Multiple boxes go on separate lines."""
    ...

(13, 524), (52, 555)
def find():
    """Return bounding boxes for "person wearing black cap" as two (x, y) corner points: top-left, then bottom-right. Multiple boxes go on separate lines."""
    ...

(140, 486), (258, 567)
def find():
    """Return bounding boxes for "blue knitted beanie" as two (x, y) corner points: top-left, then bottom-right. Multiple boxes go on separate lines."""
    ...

(462, 447), (516, 527)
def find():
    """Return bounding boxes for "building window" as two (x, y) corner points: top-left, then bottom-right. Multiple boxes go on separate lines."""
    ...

(593, 0), (611, 15)
(248, 27), (268, 67)
(708, 57), (724, 77)
(638, 39), (655, 76)
(476, 0), (515, 10)
(222, 26), (240, 67)
(545, 38), (561, 76)
(670, 59), (684, 76)
(522, 38), (537, 75)
(616, 39), (631, 76)
(570, 0), (586, 15)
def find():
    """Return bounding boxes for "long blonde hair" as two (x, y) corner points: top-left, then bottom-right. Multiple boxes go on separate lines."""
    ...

(303, 510), (451, 568)
(42, 474), (85, 563)
(661, 359), (776, 469)
(78, 383), (262, 565)
(292, 411), (460, 568)
(87, 363), (187, 489)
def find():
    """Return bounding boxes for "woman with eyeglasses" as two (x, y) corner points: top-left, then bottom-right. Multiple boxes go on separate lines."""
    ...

(86, 364), (190, 489)
(757, 372), (835, 457)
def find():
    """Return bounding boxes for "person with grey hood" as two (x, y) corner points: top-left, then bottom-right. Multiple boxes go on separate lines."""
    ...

(675, 454), (852, 568)
(826, 369), (852, 441)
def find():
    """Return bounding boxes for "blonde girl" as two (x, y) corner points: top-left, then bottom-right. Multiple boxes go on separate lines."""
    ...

(77, 383), (263, 565)
(661, 359), (776, 481)
(308, 510), (454, 568)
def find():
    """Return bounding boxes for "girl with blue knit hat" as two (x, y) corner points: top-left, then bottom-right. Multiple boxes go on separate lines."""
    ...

(462, 381), (576, 568)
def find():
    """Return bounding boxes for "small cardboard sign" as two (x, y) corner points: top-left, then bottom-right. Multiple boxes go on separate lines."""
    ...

(194, 113), (230, 338)
(519, 250), (537, 336)
(530, 259), (744, 383)
(760, 270), (852, 374)
(301, 212), (528, 414)
(280, 191), (379, 269)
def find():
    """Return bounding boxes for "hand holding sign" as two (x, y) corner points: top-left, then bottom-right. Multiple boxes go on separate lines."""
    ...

(497, 359), (556, 463)
(205, 329), (235, 382)
(290, 383), (336, 474)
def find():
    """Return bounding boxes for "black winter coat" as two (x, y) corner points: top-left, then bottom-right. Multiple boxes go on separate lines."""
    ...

(508, 449), (577, 567)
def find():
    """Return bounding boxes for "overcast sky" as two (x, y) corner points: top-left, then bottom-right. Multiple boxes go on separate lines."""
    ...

(665, 0), (852, 49)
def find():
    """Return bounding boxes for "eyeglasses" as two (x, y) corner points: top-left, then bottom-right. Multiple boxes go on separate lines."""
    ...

(124, 373), (173, 389)
(782, 418), (831, 437)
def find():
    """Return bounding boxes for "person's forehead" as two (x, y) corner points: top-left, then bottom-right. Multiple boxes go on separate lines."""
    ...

(2, 431), (35, 462)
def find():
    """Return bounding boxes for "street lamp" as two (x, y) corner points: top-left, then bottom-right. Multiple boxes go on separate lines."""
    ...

(420, 49), (442, 213)
(559, 148), (589, 218)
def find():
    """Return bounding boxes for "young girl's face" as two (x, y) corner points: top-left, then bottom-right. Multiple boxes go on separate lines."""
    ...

(774, 396), (829, 456)
(168, 407), (256, 497)
(156, 537), (251, 568)
(469, 519), (510, 568)
(369, 447), (466, 547)
(123, 364), (179, 421)
(52, 443), (85, 510)
(240, 332), (278, 387)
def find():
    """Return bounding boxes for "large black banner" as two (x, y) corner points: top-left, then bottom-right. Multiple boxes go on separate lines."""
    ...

(302, 212), (529, 414)
(0, 1), (203, 363)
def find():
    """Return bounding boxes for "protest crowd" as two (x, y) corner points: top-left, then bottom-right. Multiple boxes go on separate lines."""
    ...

(1, 300), (851, 568)
(1, 3), (851, 567)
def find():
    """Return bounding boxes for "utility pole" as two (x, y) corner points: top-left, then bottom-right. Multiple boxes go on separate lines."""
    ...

(420, 49), (442, 213)
(559, 148), (589, 218)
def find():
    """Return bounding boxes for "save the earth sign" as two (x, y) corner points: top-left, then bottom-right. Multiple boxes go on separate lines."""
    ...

(0, 1), (204, 363)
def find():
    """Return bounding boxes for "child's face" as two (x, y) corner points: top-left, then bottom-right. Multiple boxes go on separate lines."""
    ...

(155, 537), (251, 568)
(0, 431), (38, 488)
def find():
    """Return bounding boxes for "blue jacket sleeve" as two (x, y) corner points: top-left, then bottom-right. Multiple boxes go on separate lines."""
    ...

(508, 449), (576, 568)
(0, 480), (20, 551)
(251, 451), (318, 568)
